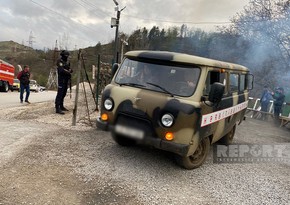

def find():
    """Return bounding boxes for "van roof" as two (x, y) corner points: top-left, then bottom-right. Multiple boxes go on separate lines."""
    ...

(124, 50), (248, 71)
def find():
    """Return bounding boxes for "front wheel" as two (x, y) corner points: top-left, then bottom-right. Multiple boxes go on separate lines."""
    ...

(176, 136), (210, 169)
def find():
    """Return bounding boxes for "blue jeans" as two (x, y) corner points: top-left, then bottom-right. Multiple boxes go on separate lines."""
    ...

(20, 83), (30, 102)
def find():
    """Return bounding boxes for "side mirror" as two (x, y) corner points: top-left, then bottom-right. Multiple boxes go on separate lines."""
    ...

(112, 63), (119, 76)
(209, 82), (225, 104)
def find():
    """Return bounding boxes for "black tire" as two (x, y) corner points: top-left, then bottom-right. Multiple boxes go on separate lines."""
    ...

(176, 136), (210, 169)
(1, 81), (9, 92)
(111, 132), (136, 146)
(219, 125), (236, 145)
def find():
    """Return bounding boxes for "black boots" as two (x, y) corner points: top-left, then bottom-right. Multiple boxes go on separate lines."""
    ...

(56, 105), (69, 114)
(56, 107), (65, 115)
(60, 106), (69, 111)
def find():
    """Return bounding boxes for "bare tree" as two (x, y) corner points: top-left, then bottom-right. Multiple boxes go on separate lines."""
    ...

(224, 0), (289, 70)
(219, 0), (289, 92)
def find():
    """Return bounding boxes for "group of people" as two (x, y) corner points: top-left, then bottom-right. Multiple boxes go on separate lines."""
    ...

(17, 54), (286, 121)
(260, 85), (285, 124)
(17, 50), (72, 115)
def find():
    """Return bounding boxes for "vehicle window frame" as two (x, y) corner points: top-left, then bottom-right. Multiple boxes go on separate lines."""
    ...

(239, 74), (246, 92)
(204, 69), (228, 96)
(114, 57), (201, 97)
(229, 72), (239, 93)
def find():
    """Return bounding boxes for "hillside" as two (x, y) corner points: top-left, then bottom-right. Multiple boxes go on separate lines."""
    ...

(0, 41), (34, 59)
(0, 41), (114, 87)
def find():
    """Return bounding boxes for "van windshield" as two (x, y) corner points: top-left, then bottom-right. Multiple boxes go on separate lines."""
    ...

(114, 58), (200, 97)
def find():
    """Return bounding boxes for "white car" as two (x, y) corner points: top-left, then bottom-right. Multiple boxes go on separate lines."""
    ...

(29, 80), (46, 92)
(29, 80), (39, 92)
(38, 85), (46, 92)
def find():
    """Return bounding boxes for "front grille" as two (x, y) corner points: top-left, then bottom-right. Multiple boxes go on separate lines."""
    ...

(115, 114), (156, 138)
(118, 101), (147, 118)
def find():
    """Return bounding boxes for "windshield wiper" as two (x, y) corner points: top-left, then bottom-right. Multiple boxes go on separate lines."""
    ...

(118, 82), (146, 88)
(146, 82), (174, 97)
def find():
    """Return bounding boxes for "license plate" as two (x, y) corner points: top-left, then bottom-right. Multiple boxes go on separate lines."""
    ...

(115, 125), (144, 140)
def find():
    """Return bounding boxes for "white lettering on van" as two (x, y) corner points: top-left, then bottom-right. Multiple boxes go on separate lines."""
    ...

(201, 101), (248, 127)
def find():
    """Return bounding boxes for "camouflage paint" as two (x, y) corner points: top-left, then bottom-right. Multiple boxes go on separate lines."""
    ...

(97, 51), (250, 157)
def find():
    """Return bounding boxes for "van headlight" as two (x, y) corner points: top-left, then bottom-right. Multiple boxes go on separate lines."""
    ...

(161, 113), (174, 127)
(104, 98), (114, 111)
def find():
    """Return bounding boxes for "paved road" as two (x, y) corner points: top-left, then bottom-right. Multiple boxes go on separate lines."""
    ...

(0, 90), (57, 108)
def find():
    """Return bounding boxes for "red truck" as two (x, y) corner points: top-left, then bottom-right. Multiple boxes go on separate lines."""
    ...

(0, 59), (15, 92)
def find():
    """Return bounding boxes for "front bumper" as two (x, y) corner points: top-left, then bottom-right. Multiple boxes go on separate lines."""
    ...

(12, 86), (19, 90)
(96, 117), (110, 131)
(96, 117), (189, 156)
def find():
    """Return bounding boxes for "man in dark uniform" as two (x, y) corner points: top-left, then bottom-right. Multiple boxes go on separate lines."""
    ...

(271, 87), (285, 125)
(55, 50), (72, 114)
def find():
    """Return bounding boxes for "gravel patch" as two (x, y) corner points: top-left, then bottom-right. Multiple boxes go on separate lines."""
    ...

(0, 91), (289, 204)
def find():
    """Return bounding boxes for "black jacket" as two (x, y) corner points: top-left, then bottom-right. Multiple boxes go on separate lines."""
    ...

(17, 70), (30, 85)
(272, 92), (285, 107)
(56, 58), (71, 84)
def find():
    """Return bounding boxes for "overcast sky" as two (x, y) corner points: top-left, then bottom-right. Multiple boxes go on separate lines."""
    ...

(0, 0), (250, 50)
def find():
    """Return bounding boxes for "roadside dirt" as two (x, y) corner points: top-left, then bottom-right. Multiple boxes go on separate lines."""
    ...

(0, 92), (289, 205)
(0, 92), (142, 205)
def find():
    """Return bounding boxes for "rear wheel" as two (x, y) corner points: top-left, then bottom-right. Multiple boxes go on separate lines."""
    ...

(1, 81), (9, 92)
(219, 125), (236, 145)
(111, 132), (136, 146)
(176, 136), (210, 169)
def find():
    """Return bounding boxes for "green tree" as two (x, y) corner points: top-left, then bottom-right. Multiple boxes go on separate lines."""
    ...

(148, 26), (162, 50)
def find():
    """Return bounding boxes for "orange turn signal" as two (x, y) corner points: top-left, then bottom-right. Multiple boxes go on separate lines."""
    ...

(165, 132), (174, 141)
(220, 68), (226, 73)
(101, 113), (108, 121)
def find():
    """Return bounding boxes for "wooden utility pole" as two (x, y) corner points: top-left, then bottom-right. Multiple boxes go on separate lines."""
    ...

(72, 49), (82, 126)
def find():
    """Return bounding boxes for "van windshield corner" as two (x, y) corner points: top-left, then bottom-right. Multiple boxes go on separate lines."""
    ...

(114, 58), (200, 97)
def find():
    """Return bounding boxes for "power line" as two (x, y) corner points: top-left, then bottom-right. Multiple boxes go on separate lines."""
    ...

(123, 13), (283, 26)
(71, 0), (111, 24)
(122, 14), (233, 25)
(80, 0), (110, 18)
(29, 0), (102, 35)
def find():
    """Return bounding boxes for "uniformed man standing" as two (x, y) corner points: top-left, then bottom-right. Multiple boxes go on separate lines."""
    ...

(271, 87), (285, 125)
(55, 50), (72, 114)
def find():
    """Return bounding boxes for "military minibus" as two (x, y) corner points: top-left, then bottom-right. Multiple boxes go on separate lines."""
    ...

(97, 50), (253, 169)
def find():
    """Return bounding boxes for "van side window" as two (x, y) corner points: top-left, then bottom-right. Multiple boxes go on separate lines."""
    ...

(239, 74), (246, 91)
(204, 71), (227, 95)
(230, 73), (239, 92)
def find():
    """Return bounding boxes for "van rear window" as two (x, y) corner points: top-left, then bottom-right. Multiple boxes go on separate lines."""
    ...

(230, 73), (239, 92)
